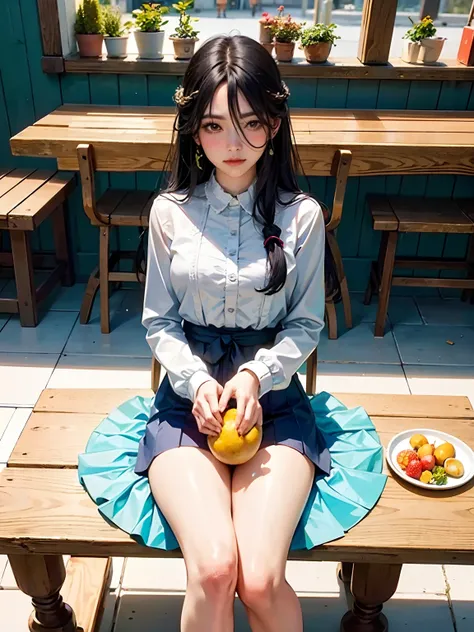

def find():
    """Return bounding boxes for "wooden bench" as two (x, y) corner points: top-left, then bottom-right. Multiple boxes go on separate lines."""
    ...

(1, 387), (473, 632)
(364, 195), (474, 337)
(0, 168), (75, 326)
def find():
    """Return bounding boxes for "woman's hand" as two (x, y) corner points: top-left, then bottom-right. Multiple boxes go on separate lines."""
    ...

(193, 379), (223, 436)
(219, 370), (262, 436)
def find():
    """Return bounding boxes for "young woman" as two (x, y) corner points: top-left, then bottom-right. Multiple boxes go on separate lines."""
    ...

(79, 35), (386, 632)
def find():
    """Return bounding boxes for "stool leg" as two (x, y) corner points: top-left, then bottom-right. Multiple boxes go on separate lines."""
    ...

(374, 231), (398, 338)
(99, 226), (111, 334)
(461, 233), (474, 303)
(80, 265), (100, 325)
(52, 203), (75, 287)
(151, 356), (161, 391)
(325, 300), (338, 340)
(305, 348), (317, 395)
(10, 230), (38, 327)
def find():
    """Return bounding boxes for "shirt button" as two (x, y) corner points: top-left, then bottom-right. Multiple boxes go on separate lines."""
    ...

(227, 308), (234, 313)
(230, 229), (237, 236)
(229, 274), (236, 282)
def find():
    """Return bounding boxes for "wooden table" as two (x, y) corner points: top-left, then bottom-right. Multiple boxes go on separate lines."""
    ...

(9, 105), (474, 177)
(1, 389), (474, 632)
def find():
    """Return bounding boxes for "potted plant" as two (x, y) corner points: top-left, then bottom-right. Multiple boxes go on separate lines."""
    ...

(170, 0), (199, 60)
(300, 22), (340, 63)
(132, 3), (169, 60)
(259, 12), (275, 48)
(270, 6), (304, 63)
(402, 15), (446, 64)
(75, 0), (104, 58)
(103, 5), (133, 58)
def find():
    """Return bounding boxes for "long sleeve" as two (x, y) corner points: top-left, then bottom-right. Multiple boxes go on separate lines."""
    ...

(142, 197), (212, 401)
(238, 198), (325, 396)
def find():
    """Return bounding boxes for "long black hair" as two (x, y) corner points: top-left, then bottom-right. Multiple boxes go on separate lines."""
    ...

(138, 35), (340, 299)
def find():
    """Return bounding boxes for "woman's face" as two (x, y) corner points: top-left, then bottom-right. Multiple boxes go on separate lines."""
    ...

(196, 83), (279, 190)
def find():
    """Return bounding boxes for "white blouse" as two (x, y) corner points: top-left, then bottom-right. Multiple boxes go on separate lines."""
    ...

(142, 171), (326, 402)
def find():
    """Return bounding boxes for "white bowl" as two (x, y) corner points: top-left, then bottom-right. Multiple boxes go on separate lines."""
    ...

(386, 428), (474, 491)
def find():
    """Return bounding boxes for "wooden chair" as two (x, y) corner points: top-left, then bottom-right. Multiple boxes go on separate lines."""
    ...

(364, 195), (474, 337)
(77, 144), (155, 334)
(0, 168), (75, 326)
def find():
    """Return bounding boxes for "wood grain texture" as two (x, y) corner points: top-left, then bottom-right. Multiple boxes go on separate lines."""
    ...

(358, 0), (398, 65)
(36, 0), (62, 56)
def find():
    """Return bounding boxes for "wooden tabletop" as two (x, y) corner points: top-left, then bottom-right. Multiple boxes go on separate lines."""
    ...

(1, 388), (474, 564)
(10, 105), (474, 177)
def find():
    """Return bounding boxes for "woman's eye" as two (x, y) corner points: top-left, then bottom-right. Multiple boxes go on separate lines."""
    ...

(202, 122), (221, 132)
(246, 120), (262, 130)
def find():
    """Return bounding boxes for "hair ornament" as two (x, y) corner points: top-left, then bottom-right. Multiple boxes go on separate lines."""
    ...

(267, 81), (290, 102)
(173, 85), (199, 107)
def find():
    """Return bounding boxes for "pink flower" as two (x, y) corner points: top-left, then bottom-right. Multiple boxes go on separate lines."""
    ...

(278, 5), (284, 11)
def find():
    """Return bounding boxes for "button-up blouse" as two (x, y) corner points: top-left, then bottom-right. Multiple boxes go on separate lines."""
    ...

(142, 172), (325, 402)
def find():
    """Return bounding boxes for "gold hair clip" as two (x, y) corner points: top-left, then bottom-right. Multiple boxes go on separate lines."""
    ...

(173, 85), (199, 107)
(268, 81), (290, 101)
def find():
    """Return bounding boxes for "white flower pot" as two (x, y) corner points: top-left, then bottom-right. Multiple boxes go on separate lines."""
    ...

(419, 37), (446, 64)
(134, 30), (165, 60)
(401, 40), (420, 64)
(105, 36), (129, 59)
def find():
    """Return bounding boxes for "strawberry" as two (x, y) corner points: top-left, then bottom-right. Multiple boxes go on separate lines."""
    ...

(405, 459), (423, 480)
(397, 449), (419, 470)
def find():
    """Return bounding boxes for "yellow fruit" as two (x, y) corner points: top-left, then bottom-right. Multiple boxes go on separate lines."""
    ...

(434, 442), (455, 466)
(409, 434), (429, 450)
(417, 443), (435, 458)
(444, 458), (464, 478)
(420, 471), (433, 484)
(208, 408), (262, 465)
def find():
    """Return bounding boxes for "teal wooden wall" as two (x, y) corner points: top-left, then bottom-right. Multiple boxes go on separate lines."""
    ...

(1, 0), (473, 291)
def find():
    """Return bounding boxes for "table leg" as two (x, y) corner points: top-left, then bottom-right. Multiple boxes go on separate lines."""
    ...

(337, 562), (354, 584)
(340, 562), (402, 632)
(8, 554), (77, 632)
(52, 203), (75, 286)
(374, 231), (398, 338)
(10, 230), (38, 327)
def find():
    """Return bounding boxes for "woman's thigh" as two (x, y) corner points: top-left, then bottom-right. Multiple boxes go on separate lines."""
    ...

(148, 447), (238, 577)
(231, 445), (315, 582)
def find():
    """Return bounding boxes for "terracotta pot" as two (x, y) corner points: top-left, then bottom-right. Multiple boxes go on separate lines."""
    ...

(134, 30), (165, 60)
(170, 37), (198, 60)
(261, 42), (274, 55)
(418, 37), (446, 64)
(275, 41), (295, 62)
(76, 34), (104, 58)
(259, 23), (273, 44)
(104, 36), (129, 59)
(401, 39), (420, 64)
(303, 41), (332, 63)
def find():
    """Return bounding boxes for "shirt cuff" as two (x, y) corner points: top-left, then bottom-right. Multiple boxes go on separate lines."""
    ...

(238, 361), (273, 397)
(188, 370), (214, 402)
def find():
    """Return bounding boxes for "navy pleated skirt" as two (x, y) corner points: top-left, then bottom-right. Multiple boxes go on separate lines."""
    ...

(135, 321), (331, 477)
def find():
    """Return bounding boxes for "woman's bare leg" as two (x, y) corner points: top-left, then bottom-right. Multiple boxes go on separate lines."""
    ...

(232, 445), (315, 632)
(149, 447), (238, 632)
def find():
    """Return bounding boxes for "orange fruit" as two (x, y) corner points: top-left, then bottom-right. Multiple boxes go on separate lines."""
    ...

(417, 443), (435, 458)
(420, 471), (433, 484)
(207, 408), (262, 465)
(409, 434), (429, 450)
(434, 442), (455, 466)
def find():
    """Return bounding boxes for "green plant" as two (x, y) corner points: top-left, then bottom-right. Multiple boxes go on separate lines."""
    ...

(132, 3), (169, 33)
(75, 0), (104, 35)
(403, 16), (437, 43)
(270, 6), (304, 44)
(171, 1), (199, 39)
(103, 5), (132, 37)
(300, 23), (340, 47)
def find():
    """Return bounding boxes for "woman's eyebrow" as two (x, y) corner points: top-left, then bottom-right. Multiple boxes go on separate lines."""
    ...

(201, 111), (255, 120)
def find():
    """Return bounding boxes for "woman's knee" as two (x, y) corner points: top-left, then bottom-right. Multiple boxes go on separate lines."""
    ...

(186, 543), (238, 598)
(236, 566), (284, 611)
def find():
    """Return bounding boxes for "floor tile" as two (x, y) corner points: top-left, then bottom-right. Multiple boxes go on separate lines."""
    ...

(0, 555), (7, 583)
(0, 408), (32, 464)
(0, 353), (58, 407)
(314, 363), (410, 395)
(445, 565), (474, 632)
(0, 408), (15, 442)
(98, 590), (119, 632)
(394, 325), (474, 366)
(122, 558), (187, 591)
(416, 297), (474, 327)
(48, 354), (152, 389)
(404, 365), (474, 407)
(318, 324), (401, 364)
(0, 311), (78, 354)
(119, 289), (144, 314)
(0, 589), (34, 631)
(349, 294), (423, 327)
(110, 557), (126, 590)
(397, 564), (446, 595)
(64, 311), (150, 357)
(383, 593), (454, 632)
(0, 316), (9, 332)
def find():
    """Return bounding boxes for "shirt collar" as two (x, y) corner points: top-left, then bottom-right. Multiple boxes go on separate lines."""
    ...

(205, 170), (256, 216)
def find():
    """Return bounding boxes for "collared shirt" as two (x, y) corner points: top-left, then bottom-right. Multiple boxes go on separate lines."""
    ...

(142, 171), (325, 402)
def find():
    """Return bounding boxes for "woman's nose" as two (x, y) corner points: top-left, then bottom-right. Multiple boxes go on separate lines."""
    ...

(227, 129), (243, 151)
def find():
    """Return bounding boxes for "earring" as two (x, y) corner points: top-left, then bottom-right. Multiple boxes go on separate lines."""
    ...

(268, 140), (274, 156)
(195, 146), (203, 170)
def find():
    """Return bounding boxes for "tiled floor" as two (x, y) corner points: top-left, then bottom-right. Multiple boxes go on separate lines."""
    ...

(0, 282), (473, 631)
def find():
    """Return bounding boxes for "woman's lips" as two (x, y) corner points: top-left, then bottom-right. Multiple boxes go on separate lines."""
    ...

(224, 159), (246, 165)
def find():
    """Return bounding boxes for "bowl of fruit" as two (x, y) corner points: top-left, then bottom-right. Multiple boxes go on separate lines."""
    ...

(387, 429), (474, 490)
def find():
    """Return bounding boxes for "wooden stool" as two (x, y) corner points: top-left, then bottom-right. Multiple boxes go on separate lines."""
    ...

(364, 196), (474, 337)
(0, 168), (75, 326)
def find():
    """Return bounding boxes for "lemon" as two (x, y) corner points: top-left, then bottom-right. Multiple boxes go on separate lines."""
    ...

(434, 442), (455, 466)
(417, 443), (434, 458)
(420, 470), (433, 484)
(409, 434), (429, 450)
(208, 408), (262, 465)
